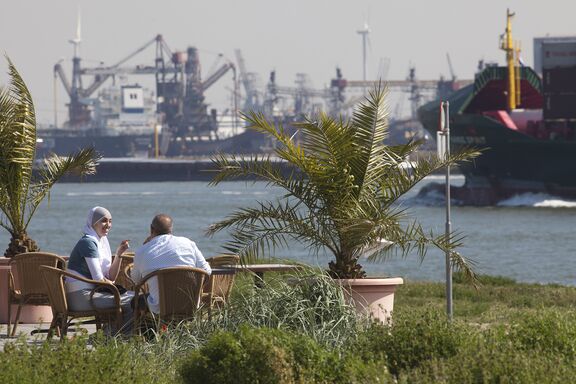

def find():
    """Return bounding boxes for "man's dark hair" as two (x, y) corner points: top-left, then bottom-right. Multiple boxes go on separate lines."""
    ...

(151, 214), (173, 235)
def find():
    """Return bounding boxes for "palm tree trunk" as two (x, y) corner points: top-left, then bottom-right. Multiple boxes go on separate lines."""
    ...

(328, 257), (367, 279)
(4, 232), (39, 257)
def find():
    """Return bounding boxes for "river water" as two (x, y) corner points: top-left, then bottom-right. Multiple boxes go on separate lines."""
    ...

(1, 175), (574, 285)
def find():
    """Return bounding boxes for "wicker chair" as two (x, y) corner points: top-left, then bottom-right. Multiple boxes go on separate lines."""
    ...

(114, 254), (135, 290)
(39, 265), (123, 340)
(133, 267), (209, 332)
(202, 255), (240, 316)
(6, 252), (66, 337)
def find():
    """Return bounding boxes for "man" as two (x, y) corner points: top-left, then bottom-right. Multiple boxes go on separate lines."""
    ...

(131, 214), (211, 314)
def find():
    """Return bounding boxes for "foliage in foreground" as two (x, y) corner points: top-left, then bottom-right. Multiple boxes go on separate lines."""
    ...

(180, 326), (392, 384)
(4, 277), (576, 383)
(216, 269), (362, 346)
(398, 310), (576, 383)
(0, 334), (174, 384)
(0, 57), (100, 256)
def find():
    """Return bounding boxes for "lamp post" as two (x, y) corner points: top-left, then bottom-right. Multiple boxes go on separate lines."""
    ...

(437, 101), (453, 320)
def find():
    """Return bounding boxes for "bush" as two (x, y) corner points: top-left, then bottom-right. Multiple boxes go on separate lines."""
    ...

(179, 326), (392, 384)
(353, 309), (476, 376)
(399, 343), (576, 384)
(0, 334), (175, 384)
(507, 309), (576, 359)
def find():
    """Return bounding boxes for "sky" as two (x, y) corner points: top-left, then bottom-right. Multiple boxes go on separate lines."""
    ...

(1, 0), (575, 125)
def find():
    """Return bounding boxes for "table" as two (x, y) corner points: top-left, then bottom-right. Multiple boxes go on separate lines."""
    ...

(212, 263), (304, 287)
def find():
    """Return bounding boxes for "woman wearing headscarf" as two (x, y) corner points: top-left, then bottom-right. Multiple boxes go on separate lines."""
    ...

(66, 206), (133, 335)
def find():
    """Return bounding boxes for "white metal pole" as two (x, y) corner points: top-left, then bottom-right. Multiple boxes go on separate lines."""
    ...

(443, 101), (453, 320)
(54, 72), (58, 128)
(362, 34), (367, 82)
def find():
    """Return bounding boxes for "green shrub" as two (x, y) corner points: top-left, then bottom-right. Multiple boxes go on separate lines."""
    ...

(0, 334), (175, 384)
(506, 309), (576, 358)
(399, 343), (576, 384)
(179, 326), (392, 384)
(353, 309), (476, 376)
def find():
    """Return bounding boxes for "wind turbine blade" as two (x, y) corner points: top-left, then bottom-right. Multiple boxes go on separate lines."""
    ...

(76, 8), (82, 42)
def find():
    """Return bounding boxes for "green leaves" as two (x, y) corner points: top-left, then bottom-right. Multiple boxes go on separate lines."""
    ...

(0, 58), (101, 253)
(209, 85), (479, 279)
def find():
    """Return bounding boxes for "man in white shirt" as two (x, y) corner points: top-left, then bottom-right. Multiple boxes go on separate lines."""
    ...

(131, 214), (211, 314)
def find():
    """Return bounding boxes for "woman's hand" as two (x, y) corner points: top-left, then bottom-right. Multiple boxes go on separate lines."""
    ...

(116, 239), (130, 256)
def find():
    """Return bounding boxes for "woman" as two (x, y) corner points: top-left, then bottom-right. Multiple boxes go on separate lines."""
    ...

(66, 206), (133, 335)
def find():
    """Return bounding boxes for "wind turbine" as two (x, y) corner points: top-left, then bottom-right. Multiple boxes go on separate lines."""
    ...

(357, 21), (370, 82)
(69, 9), (82, 59)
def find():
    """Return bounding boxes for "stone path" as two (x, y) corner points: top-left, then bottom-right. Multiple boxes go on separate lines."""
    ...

(0, 323), (97, 350)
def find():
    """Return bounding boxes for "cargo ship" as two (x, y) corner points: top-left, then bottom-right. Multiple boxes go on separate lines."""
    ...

(418, 10), (576, 205)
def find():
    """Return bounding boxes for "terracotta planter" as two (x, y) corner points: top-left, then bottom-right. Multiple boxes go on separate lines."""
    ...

(0, 258), (53, 324)
(336, 277), (404, 323)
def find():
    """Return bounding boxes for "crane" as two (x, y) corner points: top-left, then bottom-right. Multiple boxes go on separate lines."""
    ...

(234, 49), (261, 111)
(54, 34), (174, 127)
(446, 52), (456, 82)
(54, 28), (236, 149)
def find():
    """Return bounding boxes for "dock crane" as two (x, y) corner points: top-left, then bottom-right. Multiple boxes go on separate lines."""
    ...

(234, 49), (262, 112)
(54, 31), (235, 153)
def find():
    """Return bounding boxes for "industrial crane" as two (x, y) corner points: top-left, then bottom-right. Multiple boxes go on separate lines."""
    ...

(234, 49), (262, 112)
(53, 31), (236, 154)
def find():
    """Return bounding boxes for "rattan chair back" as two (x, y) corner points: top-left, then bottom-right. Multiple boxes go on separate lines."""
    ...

(6, 252), (66, 336)
(205, 255), (240, 307)
(39, 265), (69, 316)
(10, 252), (66, 297)
(134, 266), (208, 323)
(114, 254), (135, 290)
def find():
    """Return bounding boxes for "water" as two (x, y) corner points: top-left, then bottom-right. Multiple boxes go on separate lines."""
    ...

(1, 175), (574, 285)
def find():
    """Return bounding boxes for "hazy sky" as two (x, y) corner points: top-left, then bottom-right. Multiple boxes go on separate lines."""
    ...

(1, 0), (574, 125)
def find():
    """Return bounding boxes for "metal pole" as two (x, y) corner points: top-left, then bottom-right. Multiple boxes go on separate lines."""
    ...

(362, 34), (367, 82)
(233, 66), (238, 136)
(154, 124), (159, 159)
(443, 101), (453, 320)
(54, 72), (58, 128)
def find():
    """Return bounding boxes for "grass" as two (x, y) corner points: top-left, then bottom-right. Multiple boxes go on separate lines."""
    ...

(396, 272), (576, 323)
(4, 268), (576, 383)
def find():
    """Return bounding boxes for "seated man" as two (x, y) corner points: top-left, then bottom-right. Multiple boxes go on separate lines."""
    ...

(131, 214), (211, 314)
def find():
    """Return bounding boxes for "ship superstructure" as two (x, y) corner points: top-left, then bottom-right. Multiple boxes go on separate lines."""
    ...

(418, 10), (576, 205)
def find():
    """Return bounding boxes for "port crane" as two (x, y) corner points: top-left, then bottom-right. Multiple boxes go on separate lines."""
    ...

(54, 32), (236, 153)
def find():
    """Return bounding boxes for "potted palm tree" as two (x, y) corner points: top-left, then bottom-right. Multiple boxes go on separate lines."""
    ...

(207, 86), (478, 322)
(0, 57), (100, 257)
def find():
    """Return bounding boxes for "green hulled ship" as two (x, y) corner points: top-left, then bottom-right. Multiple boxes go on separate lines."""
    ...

(418, 10), (576, 205)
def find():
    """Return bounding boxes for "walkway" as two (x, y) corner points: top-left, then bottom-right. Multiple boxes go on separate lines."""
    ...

(0, 323), (97, 350)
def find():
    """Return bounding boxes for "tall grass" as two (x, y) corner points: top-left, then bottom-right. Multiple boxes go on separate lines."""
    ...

(5, 274), (576, 383)
(133, 267), (366, 349)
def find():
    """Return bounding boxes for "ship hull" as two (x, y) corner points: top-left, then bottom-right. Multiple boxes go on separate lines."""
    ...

(36, 128), (269, 159)
(419, 82), (576, 205)
(37, 132), (154, 158)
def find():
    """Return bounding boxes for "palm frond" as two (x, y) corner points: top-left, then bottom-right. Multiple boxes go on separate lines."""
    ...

(0, 57), (37, 235)
(24, 147), (100, 229)
(348, 85), (393, 202)
(207, 199), (339, 260)
(209, 86), (479, 279)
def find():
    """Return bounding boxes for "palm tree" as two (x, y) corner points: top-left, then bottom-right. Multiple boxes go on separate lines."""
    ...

(207, 86), (479, 279)
(0, 57), (100, 257)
